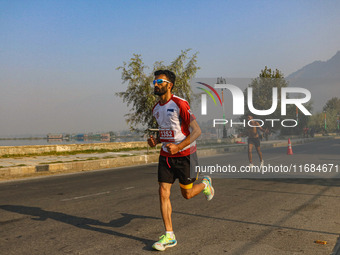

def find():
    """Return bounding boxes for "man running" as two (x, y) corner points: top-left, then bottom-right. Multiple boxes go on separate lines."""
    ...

(148, 69), (214, 251)
(245, 115), (267, 167)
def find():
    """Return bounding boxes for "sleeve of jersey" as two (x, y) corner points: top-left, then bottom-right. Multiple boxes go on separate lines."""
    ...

(152, 102), (158, 118)
(179, 101), (196, 126)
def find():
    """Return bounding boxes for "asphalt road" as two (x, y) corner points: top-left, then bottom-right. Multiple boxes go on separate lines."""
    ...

(0, 139), (339, 255)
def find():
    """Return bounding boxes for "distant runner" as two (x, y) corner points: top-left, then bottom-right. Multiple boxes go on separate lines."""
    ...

(242, 115), (267, 167)
(148, 69), (214, 251)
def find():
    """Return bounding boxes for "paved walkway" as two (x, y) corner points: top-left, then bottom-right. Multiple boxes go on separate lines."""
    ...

(0, 149), (159, 168)
(0, 137), (333, 180)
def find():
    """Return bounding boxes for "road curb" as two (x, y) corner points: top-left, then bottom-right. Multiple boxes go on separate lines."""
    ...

(330, 235), (340, 255)
(0, 137), (333, 180)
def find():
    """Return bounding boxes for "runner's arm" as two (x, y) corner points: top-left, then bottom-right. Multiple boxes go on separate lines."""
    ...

(255, 122), (266, 132)
(166, 119), (201, 155)
(147, 116), (160, 147)
(147, 135), (160, 147)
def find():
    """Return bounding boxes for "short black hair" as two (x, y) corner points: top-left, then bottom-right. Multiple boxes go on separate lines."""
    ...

(154, 70), (176, 90)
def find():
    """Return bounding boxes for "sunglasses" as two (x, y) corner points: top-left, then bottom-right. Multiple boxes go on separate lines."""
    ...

(153, 79), (171, 85)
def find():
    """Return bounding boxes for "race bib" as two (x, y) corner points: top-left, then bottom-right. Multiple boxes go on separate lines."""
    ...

(159, 129), (175, 142)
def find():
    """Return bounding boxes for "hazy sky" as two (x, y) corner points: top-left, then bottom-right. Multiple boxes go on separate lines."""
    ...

(1, 0), (340, 137)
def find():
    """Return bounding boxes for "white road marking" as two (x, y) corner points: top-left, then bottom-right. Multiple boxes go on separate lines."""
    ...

(61, 187), (135, 201)
(123, 186), (135, 190)
(61, 191), (110, 201)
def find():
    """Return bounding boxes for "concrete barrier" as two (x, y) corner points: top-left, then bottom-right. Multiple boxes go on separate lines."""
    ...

(47, 154), (159, 173)
(0, 166), (36, 179)
(0, 154), (159, 179)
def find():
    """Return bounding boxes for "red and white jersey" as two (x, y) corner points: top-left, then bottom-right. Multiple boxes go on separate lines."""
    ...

(152, 95), (197, 157)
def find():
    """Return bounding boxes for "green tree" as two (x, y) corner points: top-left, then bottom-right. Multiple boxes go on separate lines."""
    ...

(240, 66), (311, 135)
(308, 112), (324, 132)
(283, 101), (312, 135)
(308, 97), (340, 133)
(116, 49), (199, 132)
(321, 97), (340, 132)
(245, 67), (289, 124)
(323, 97), (340, 112)
(241, 67), (287, 131)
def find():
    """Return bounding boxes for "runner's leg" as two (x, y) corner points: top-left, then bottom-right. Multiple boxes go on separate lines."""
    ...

(256, 146), (263, 162)
(180, 183), (205, 199)
(159, 182), (173, 231)
(248, 143), (253, 163)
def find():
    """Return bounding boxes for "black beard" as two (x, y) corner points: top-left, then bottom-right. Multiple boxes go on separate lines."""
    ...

(154, 87), (167, 96)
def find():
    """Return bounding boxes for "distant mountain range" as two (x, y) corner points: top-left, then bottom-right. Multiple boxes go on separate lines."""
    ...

(287, 51), (340, 80)
(286, 51), (340, 112)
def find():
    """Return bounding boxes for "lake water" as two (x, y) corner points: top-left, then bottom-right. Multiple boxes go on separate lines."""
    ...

(0, 137), (145, 146)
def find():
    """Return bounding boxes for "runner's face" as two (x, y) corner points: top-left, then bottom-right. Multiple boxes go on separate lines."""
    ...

(154, 74), (172, 96)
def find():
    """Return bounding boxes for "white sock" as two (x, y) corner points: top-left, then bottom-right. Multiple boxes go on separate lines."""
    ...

(203, 182), (208, 189)
(166, 231), (174, 238)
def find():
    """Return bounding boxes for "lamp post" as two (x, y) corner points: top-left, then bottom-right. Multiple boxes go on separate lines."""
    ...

(337, 114), (340, 133)
(323, 111), (327, 131)
(217, 77), (227, 138)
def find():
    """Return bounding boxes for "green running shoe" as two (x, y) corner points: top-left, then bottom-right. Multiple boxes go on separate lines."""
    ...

(152, 233), (177, 251)
(202, 176), (214, 201)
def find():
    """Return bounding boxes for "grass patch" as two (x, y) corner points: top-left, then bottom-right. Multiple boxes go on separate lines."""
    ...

(39, 161), (64, 164)
(86, 157), (100, 161)
(103, 156), (115, 159)
(147, 151), (158, 154)
(16, 164), (27, 167)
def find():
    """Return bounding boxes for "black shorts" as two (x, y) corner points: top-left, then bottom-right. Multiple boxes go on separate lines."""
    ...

(248, 137), (260, 148)
(158, 152), (198, 189)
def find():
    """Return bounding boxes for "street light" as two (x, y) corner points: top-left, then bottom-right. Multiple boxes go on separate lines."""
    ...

(217, 77), (227, 138)
(323, 111), (327, 131)
(337, 113), (340, 133)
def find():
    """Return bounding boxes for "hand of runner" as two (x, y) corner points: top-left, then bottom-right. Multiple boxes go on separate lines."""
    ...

(165, 143), (180, 155)
(148, 135), (157, 147)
